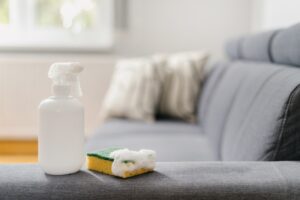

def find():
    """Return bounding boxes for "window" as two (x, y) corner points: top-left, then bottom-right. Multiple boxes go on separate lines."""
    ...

(0, 0), (9, 25)
(0, 0), (114, 51)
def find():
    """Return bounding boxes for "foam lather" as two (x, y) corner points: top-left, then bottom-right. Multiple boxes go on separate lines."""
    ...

(87, 148), (156, 178)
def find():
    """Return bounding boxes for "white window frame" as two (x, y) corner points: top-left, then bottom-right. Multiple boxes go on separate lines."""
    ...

(0, 0), (114, 51)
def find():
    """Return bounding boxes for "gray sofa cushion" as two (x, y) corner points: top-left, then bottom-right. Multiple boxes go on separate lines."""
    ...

(202, 62), (249, 159)
(241, 30), (278, 62)
(219, 62), (300, 161)
(86, 119), (217, 161)
(272, 23), (300, 67)
(1, 162), (300, 200)
(224, 37), (244, 60)
(225, 30), (278, 62)
(226, 23), (300, 67)
(197, 62), (228, 125)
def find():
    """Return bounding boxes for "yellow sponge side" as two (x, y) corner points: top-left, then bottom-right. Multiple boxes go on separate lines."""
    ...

(122, 168), (153, 178)
(86, 156), (154, 178)
(86, 156), (113, 176)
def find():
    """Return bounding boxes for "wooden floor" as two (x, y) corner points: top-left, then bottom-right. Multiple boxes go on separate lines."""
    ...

(0, 155), (37, 163)
(0, 140), (37, 163)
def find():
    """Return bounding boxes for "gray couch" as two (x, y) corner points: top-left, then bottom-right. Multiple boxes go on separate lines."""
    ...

(2, 24), (300, 200)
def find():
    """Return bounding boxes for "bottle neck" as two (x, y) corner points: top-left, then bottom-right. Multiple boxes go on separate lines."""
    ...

(52, 84), (71, 97)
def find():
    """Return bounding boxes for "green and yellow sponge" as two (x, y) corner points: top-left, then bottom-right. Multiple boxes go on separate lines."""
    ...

(86, 147), (156, 178)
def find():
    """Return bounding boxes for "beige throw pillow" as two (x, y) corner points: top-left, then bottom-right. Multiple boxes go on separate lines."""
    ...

(100, 58), (163, 122)
(156, 52), (209, 122)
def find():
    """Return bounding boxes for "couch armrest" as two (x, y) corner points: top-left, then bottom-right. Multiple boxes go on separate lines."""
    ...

(0, 162), (299, 200)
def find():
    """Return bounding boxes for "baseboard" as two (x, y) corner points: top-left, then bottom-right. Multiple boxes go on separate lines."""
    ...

(0, 155), (37, 163)
(0, 140), (37, 155)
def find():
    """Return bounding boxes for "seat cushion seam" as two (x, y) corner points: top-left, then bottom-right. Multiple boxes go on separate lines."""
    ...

(268, 30), (281, 62)
(221, 68), (284, 160)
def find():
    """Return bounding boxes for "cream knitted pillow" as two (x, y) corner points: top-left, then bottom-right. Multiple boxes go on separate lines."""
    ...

(100, 58), (163, 122)
(157, 52), (209, 122)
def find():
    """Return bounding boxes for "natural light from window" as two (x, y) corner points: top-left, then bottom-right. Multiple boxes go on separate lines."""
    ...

(0, 0), (113, 51)
(0, 0), (9, 25)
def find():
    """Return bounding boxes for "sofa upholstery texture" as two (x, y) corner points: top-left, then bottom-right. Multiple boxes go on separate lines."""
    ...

(2, 23), (300, 200)
(1, 162), (300, 200)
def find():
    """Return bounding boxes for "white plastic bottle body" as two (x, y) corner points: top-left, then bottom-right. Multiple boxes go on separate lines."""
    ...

(38, 96), (85, 175)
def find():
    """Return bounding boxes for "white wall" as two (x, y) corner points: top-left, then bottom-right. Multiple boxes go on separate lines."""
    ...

(0, 54), (116, 139)
(115, 0), (253, 59)
(0, 0), (253, 139)
(251, 0), (300, 31)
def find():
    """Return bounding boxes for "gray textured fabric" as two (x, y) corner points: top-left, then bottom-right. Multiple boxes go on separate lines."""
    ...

(272, 23), (300, 67)
(203, 62), (249, 159)
(224, 37), (244, 60)
(197, 62), (228, 125)
(240, 30), (277, 62)
(225, 30), (277, 62)
(86, 119), (217, 161)
(276, 162), (300, 199)
(226, 23), (300, 67)
(221, 62), (300, 161)
(0, 162), (300, 200)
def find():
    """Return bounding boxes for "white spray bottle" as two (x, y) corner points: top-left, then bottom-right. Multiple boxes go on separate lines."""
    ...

(38, 62), (85, 175)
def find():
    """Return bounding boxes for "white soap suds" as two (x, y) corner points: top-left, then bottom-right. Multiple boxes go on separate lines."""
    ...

(109, 148), (156, 178)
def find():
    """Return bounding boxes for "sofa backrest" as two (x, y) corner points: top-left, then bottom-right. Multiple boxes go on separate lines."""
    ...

(198, 62), (239, 159)
(199, 23), (300, 161)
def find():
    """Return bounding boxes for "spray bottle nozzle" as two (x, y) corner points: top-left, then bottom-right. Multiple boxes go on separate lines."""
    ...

(48, 62), (84, 97)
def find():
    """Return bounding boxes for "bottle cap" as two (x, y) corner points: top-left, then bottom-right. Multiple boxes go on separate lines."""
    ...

(48, 62), (84, 97)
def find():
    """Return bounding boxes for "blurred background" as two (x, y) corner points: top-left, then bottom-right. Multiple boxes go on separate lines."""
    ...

(0, 0), (299, 162)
